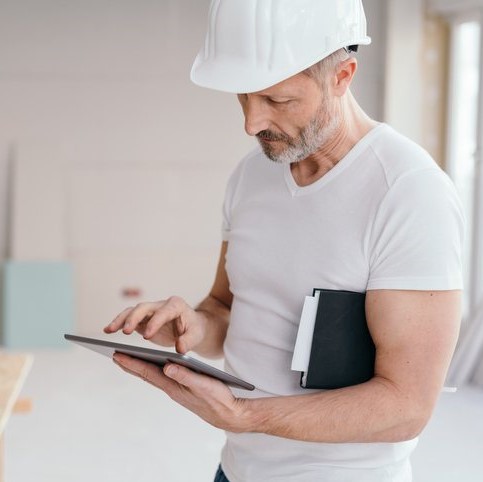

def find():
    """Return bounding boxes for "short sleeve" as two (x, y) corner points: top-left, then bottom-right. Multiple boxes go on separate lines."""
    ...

(367, 168), (465, 291)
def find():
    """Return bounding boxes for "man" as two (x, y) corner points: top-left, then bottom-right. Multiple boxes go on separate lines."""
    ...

(104, 1), (464, 481)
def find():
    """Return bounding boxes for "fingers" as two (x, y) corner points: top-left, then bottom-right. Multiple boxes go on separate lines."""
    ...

(113, 354), (239, 434)
(104, 297), (191, 342)
(104, 301), (163, 334)
(103, 306), (133, 333)
(113, 353), (209, 394)
(142, 303), (183, 339)
(175, 327), (200, 354)
(163, 364), (225, 397)
(113, 353), (175, 391)
(162, 363), (212, 394)
(104, 306), (135, 333)
(111, 354), (210, 402)
(164, 364), (197, 387)
(122, 302), (159, 335)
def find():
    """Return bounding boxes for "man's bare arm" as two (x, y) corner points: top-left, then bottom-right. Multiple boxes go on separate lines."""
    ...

(194, 241), (233, 358)
(237, 290), (461, 443)
(110, 275), (462, 443)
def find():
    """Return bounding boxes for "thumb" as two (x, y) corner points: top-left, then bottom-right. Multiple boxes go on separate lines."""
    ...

(163, 363), (207, 390)
(175, 330), (199, 355)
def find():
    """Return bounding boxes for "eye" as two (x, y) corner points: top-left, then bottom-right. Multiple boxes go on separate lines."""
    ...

(268, 98), (292, 105)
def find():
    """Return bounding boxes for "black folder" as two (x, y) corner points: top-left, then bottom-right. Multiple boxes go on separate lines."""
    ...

(301, 289), (376, 389)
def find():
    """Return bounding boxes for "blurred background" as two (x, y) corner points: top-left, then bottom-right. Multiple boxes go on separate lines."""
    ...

(1, 0), (483, 481)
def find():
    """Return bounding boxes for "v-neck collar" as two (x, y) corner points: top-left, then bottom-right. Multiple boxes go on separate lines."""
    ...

(283, 123), (387, 197)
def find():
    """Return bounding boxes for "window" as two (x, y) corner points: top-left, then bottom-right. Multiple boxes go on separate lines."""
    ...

(446, 16), (481, 319)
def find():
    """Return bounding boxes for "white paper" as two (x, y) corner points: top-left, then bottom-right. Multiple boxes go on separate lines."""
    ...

(291, 291), (320, 372)
(442, 386), (457, 393)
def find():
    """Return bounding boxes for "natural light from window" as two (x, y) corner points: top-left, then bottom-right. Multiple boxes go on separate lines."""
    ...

(448, 19), (480, 319)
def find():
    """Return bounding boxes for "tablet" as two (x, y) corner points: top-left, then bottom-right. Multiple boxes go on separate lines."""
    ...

(64, 334), (255, 391)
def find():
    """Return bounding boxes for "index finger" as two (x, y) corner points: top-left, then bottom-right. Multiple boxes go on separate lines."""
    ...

(104, 306), (134, 333)
(122, 301), (166, 335)
(141, 297), (188, 339)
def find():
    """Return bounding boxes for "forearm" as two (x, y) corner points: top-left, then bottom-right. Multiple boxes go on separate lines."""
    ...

(193, 295), (230, 359)
(239, 376), (431, 443)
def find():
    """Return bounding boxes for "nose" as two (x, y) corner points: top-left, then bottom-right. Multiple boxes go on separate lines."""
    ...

(240, 95), (270, 136)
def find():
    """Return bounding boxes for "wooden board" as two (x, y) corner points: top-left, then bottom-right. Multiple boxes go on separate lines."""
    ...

(0, 354), (33, 435)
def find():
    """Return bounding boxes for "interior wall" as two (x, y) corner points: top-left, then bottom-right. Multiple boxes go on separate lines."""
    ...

(0, 0), (255, 333)
(0, 0), (388, 336)
(0, 0), (255, 255)
(351, 0), (387, 121)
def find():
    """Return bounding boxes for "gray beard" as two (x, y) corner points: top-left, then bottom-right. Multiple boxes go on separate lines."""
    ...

(258, 108), (340, 165)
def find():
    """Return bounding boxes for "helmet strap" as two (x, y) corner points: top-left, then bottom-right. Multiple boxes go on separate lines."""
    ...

(345, 45), (359, 53)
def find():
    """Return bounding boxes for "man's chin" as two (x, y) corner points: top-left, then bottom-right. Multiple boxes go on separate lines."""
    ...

(261, 147), (284, 164)
(258, 138), (309, 164)
(264, 152), (298, 165)
(259, 142), (286, 164)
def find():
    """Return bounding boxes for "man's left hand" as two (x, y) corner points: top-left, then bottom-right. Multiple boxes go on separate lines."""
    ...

(113, 353), (248, 433)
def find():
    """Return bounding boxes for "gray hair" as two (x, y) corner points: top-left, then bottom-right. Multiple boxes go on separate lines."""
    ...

(303, 48), (351, 86)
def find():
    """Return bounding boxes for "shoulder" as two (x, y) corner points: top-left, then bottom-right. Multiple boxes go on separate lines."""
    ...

(368, 124), (442, 188)
(369, 126), (463, 227)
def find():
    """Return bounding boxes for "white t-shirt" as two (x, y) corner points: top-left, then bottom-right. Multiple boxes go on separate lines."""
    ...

(220, 123), (464, 482)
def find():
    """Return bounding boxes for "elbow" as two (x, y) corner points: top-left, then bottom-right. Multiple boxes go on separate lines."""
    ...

(371, 376), (436, 442)
(377, 419), (428, 443)
(382, 405), (433, 443)
(393, 416), (428, 442)
(410, 407), (433, 439)
(372, 379), (435, 442)
(399, 394), (437, 441)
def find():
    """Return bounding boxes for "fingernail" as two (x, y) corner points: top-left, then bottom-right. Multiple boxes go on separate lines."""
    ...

(165, 365), (178, 377)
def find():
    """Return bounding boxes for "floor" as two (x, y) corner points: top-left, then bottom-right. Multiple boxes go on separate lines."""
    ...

(5, 337), (483, 482)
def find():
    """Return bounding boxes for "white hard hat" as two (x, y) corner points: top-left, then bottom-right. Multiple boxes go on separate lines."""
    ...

(191, 0), (371, 94)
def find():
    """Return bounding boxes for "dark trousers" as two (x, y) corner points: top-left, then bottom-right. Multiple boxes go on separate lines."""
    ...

(214, 465), (230, 482)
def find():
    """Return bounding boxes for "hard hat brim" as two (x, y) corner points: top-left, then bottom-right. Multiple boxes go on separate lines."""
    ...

(191, 38), (372, 94)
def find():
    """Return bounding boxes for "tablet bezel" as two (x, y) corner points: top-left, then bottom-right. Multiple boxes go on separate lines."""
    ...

(64, 334), (255, 391)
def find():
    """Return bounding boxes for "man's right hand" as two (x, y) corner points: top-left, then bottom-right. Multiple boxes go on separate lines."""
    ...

(103, 296), (207, 354)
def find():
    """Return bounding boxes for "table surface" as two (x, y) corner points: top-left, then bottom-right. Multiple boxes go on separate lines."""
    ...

(0, 353), (33, 434)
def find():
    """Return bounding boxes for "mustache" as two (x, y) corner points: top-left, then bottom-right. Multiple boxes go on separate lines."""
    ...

(256, 130), (292, 143)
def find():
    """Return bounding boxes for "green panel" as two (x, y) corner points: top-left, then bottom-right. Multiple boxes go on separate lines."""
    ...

(2, 261), (75, 348)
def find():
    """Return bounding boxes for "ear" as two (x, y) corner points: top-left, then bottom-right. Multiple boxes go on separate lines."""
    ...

(332, 58), (357, 97)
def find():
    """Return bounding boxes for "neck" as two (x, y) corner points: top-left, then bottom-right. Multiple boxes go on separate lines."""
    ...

(290, 91), (378, 187)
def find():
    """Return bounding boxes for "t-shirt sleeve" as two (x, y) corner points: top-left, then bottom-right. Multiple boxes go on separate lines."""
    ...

(367, 168), (465, 291)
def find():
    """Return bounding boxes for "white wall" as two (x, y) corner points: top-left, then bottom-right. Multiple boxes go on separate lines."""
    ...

(0, 0), (254, 247)
(0, 0), (254, 332)
(0, 0), (387, 334)
(352, 0), (387, 121)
